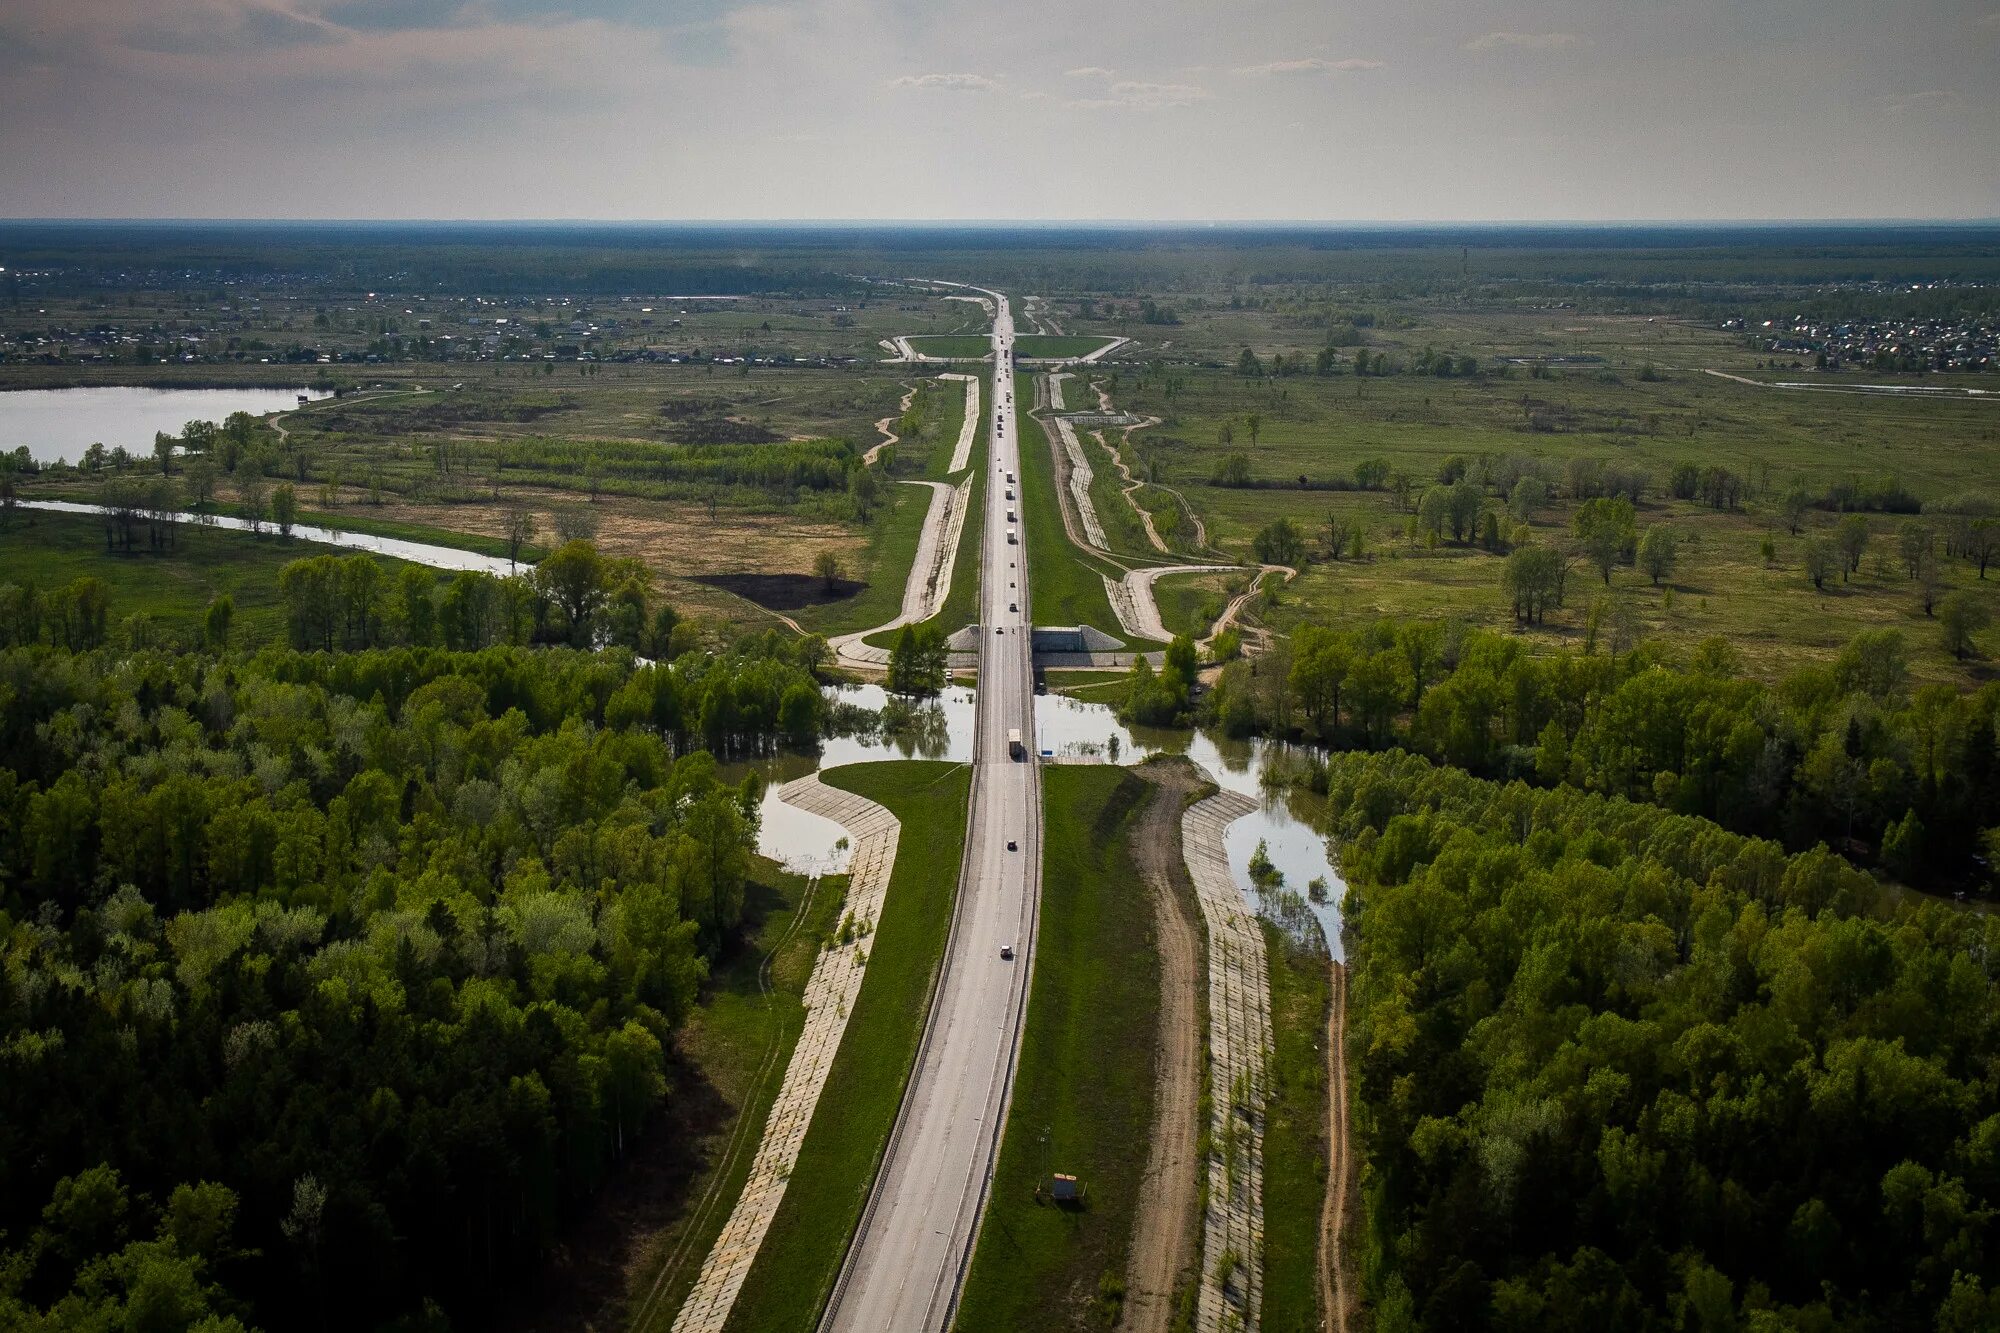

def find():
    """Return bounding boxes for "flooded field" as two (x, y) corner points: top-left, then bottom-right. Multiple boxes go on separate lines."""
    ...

(741, 683), (1348, 956)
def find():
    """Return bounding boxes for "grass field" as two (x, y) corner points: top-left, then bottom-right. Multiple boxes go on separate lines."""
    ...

(0, 508), (431, 647)
(1014, 335), (1120, 360)
(934, 371), (993, 632)
(15, 360), (919, 637)
(905, 335), (992, 360)
(956, 765), (1160, 1333)
(1248, 496), (2000, 686)
(628, 860), (847, 1331)
(860, 366), (992, 644)
(859, 470), (985, 647)
(1045, 669), (1128, 697)
(936, 465), (986, 633)
(1111, 338), (2000, 683)
(1259, 923), (1333, 1333)
(1017, 374), (1126, 636)
(913, 375), (968, 481)
(793, 481), (933, 639)
(721, 760), (971, 1333)
(1151, 569), (1243, 641)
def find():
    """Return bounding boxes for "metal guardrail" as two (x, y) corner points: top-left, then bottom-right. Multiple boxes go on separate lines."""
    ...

(1059, 412), (1142, 427)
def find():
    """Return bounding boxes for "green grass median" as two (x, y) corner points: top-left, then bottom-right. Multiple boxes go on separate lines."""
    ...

(956, 765), (1161, 1332)
(1260, 922), (1333, 1333)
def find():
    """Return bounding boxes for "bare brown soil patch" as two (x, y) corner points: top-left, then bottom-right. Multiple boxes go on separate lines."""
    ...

(377, 489), (868, 625)
(692, 573), (862, 612)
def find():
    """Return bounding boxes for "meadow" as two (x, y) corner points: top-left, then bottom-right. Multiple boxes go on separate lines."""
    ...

(1098, 314), (2000, 681)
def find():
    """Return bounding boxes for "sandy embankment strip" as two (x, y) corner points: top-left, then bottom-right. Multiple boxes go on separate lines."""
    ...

(1047, 371), (1070, 410)
(1184, 791), (1271, 1333)
(1051, 413), (1109, 550)
(938, 372), (981, 474)
(666, 779), (900, 1333)
(828, 472), (971, 668)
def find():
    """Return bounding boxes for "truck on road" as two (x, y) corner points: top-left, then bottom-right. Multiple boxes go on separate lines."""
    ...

(1008, 728), (1025, 760)
(1006, 528), (1018, 545)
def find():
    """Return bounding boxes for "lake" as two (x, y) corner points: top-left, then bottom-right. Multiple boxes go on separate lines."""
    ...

(1, 386), (332, 466)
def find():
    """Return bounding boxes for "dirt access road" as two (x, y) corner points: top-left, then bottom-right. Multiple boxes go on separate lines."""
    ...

(1123, 759), (1208, 1333)
(1319, 961), (1354, 1333)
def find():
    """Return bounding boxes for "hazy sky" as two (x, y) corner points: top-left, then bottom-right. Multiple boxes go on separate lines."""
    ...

(1, 0), (1996, 221)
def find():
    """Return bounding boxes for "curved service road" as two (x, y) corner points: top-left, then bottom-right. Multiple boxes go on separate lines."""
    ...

(820, 291), (1042, 1333)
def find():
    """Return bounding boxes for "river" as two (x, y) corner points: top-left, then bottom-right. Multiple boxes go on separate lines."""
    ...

(13, 500), (519, 575)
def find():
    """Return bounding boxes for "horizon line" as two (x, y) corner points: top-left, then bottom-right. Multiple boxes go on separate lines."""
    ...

(3, 216), (1999, 229)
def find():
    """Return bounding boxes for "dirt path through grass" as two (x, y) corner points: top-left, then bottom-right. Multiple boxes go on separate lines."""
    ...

(1124, 759), (1209, 1333)
(1028, 372), (1239, 645)
(1090, 421), (1171, 553)
(863, 382), (916, 466)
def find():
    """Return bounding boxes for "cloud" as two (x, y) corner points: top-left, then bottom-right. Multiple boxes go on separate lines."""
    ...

(1068, 80), (1209, 110)
(1876, 88), (1960, 115)
(887, 71), (997, 93)
(125, 3), (343, 54)
(1065, 66), (1114, 78)
(312, 0), (468, 33)
(311, 0), (741, 32)
(1233, 57), (1383, 75)
(1463, 32), (1585, 51)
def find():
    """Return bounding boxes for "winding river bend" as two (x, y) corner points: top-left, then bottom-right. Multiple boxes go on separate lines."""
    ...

(13, 499), (520, 575)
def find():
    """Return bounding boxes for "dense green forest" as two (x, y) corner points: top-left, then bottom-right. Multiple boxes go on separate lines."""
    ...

(0, 544), (835, 1328)
(1325, 749), (2000, 1330)
(1184, 619), (2000, 893)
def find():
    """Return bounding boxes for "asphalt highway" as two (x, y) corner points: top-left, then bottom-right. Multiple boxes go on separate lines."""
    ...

(821, 291), (1041, 1332)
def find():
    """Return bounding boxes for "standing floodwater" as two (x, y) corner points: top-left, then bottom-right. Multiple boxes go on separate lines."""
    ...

(750, 683), (1346, 954)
